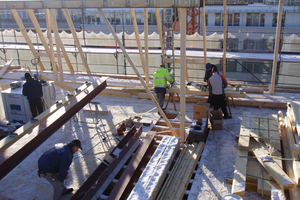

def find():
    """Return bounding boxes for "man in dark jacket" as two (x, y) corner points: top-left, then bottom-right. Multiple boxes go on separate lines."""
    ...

(208, 68), (232, 119)
(38, 139), (82, 200)
(204, 63), (219, 106)
(22, 73), (44, 118)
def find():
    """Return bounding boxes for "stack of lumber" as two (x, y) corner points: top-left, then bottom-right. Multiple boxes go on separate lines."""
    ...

(155, 142), (205, 200)
(127, 136), (181, 200)
(282, 101), (300, 199)
(232, 112), (294, 199)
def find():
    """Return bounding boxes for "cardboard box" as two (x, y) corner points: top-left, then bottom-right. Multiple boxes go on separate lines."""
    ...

(210, 110), (223, 130)
(193, 105), (208, 120)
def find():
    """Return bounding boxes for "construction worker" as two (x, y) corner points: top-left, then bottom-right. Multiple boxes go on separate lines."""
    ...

(204, 63), (218, 106)
(22, 72), (44, 119)
(38, 139), (82, 200)
(208, 67), (232, 119)
(153, 65), (174, 112)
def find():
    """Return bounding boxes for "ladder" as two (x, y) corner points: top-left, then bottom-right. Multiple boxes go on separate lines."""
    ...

(162, 8), (175, 79)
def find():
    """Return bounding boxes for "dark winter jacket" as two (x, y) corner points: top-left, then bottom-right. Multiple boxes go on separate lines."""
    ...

(204, 65), (219, 82)
(22, 78), (43, 100)
(38, 143), (73, 182)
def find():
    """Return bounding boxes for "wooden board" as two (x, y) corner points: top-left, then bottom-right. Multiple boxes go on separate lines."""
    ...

(281, 116), (300, 199)
(232, 149), (248, 198)
(0, 59), (13, 78)
(252, 142), (295, 189)
(127, 136), (180, 200)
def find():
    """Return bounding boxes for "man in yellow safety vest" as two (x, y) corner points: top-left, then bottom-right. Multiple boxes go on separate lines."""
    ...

(153, 65), (174, 112)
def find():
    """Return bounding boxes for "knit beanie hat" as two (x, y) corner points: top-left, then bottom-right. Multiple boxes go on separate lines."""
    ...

(206, 63), (212, 70)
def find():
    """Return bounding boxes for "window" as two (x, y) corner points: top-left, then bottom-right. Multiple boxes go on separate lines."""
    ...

(220, 38), (239, 51)
(260, 14), (265, 27)
(205, 14), (208, 26)
(226, 61), (238, 72)
(228, 13), (240, 26)
(272, 13), (277, 27)
(241, 62), (261, 73)
(243, 39), (263, 50)
(246, 13), (259, 26)
(215, 13), (223, 26)
(125, 13), (131, 25)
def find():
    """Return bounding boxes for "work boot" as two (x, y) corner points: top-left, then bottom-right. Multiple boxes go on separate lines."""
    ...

(62, 188), (73, 195)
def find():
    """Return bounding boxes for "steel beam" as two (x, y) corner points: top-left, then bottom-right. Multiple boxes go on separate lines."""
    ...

(0, 77), (108, 180)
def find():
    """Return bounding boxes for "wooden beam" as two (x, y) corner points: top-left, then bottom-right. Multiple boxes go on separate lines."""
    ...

(0, 59), (13, 78)
(98, 8), (178, 137)
(27, 9), (58, 71)
(222, 0), (227, 76)
(270, 0), (284, 95)
(63, 9), (91, 73)
(252, 141), (294, 189)
(281, 115), (300, 199)
(10, 9), (45, 71)
(155, 8), (164, 52)
(130, 8), (148, 85)
(144, 8), (149, 87)
(0, 65), (21, 70)
(48, 10), (75, 73)
(238, 114), (251, 150)
(128, 136), (180, 200)
(40, 75), (74, 92)
(45, 9), (58, 80)
(202, 3), (207, 66)
(180, 8), (187, 143)
(231, 149), (248, 198)
(51, 9), (64, 82)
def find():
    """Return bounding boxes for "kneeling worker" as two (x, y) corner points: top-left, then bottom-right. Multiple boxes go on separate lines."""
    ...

(38, 139), (82, 200)
(153, 65), (174, 111)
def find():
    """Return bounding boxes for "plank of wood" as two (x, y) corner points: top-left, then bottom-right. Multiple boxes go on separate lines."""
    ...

(238, 114), (251, 150)
(40, 75), (75, 92)
(289, 101), (300, 137)
(0, 59), (13, 78)
(127, 136), (180, 200)
(257, 166), (272, 196)
(156, 145), (187, 200)
(232, 149), (248, 198)
(285, 117), (300, 186)
(173, 142), (205, 200)
(107, 131), (156, 200)
(281, 116), (300, 199)
(82, 109), (110, 115)
(241, 87), (264, 94)
(0, 65), (20, 70)
(162, 144), (195, 200)
(252, 142), (295, 189)
(99, 91), (132, 98)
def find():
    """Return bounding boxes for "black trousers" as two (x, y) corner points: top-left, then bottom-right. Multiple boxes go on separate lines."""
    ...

(28, 97), (44, 118)
(154, 87), (167, 109)
(212, 94), (229, 118)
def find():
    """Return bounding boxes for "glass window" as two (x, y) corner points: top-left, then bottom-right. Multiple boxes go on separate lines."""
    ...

(215, 13), (223, 26)
(260, 14), (265, 27)
(246, 13), (259, 26)
(226, 61), (237, 72)
(233, 13), (240, 26)
(205, 14), (208, 26)
(228, 13), (233, 26)
(272, 13), (277, 27)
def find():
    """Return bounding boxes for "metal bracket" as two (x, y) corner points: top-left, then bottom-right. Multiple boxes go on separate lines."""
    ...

(125, 0), (132, 7)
